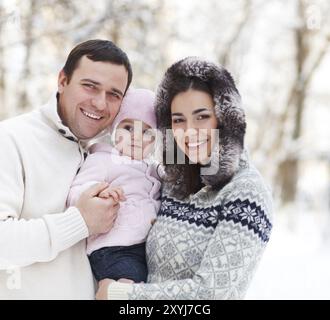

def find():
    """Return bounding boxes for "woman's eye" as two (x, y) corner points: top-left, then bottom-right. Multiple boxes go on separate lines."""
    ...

(197, 114), (210, 120)
(172, 118), (184, 124)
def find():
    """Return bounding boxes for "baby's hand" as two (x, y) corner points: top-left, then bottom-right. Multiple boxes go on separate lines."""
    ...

(98, 186), (126, 202)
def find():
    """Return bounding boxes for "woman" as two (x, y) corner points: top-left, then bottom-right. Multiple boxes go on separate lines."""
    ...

(96, 57), (273, 300)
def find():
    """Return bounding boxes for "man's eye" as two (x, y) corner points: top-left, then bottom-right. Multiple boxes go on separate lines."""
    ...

(110, 92), (120, 99)
(82, 83), (96, 90)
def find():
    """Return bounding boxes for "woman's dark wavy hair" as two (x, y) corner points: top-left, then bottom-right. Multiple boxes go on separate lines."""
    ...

(156, 57), (246, 200)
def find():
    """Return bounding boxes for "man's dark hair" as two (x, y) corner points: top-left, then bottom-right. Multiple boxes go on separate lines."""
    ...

(62, 39), (132, 94)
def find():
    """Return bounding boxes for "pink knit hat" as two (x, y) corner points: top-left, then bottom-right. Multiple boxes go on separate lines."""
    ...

(110, 88), (156, 132)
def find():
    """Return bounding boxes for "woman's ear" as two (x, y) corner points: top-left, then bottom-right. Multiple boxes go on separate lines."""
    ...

(58, 70), (68, 94)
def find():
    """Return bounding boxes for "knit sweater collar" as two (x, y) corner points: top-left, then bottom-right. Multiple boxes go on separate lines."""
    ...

(40, 93), (78, 142)
(40, 93), (108, 148)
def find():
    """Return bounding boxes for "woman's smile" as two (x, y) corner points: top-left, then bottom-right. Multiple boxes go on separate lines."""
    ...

(186, 139), (208, 148)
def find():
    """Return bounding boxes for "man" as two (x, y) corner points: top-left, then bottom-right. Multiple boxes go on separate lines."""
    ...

(0, 39), (132, 299)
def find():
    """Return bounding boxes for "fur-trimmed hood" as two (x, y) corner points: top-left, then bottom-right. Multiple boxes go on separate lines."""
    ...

(155, 57), (246, 198)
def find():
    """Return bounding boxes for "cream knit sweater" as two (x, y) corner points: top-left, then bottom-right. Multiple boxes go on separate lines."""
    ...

(0, 95), (94, 299)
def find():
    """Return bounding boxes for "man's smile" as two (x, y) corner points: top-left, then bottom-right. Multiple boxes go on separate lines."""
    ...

(80, 108), (104, 121)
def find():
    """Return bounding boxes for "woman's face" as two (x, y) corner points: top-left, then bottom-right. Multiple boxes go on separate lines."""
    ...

(171, 89), (218, 165)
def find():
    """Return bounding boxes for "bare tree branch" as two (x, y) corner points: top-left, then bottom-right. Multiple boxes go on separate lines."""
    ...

(218, 0), (252, 67)
(271, 33), (330, 156)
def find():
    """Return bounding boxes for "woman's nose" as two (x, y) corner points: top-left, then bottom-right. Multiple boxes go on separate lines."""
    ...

(184, 125), (199, 140)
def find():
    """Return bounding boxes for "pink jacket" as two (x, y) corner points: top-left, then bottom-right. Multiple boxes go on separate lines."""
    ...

(67, 143), (161, 255)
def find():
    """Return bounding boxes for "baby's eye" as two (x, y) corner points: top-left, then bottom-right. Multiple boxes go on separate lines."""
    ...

(143, 129), (153, 135)
(123, 125), (134, 132)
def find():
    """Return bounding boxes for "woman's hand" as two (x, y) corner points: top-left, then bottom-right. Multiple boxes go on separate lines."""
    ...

(96, 278), (136, 300)
(95, 278), (116, 300)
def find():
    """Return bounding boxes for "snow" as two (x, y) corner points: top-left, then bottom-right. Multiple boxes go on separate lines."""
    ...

(246, 208), (330, 300)
(1, 0), (329, 300)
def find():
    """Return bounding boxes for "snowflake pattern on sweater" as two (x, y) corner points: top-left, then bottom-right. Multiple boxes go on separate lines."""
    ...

(160, 196), (271, 242)
(124, 163), (273, 300)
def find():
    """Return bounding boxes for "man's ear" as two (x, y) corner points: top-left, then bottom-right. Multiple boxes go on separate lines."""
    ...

(58, 70), (68, 94)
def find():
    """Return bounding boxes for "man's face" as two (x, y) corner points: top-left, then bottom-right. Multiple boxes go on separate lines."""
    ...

(57, 55), (128, 140)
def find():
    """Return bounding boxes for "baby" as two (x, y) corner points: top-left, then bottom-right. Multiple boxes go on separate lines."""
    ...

(67, 88), (161, 285)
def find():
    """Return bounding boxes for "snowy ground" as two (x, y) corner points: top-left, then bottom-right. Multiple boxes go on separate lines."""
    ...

(245, 209), (330, 300)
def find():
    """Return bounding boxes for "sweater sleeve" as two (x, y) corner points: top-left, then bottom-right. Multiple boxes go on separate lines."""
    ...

(67, 152), (109, 207)
(107, 174), (273, 300)
(0, 129), (89, 269)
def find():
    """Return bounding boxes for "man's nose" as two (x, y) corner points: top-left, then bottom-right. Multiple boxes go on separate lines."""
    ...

(91, 92), (107, 111)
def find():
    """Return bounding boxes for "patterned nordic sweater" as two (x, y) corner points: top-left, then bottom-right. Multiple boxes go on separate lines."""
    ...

(107, 157), (273, 300)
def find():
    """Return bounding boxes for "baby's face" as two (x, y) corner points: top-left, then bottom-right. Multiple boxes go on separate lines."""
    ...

(114, 118), (155, 160)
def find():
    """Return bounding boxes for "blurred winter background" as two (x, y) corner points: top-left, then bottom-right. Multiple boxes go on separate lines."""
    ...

(0, 0), (329, 299)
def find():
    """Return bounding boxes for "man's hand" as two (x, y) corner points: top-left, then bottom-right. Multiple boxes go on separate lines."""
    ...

(98, 186), (126, 202)
(76, 182), (119, 236)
